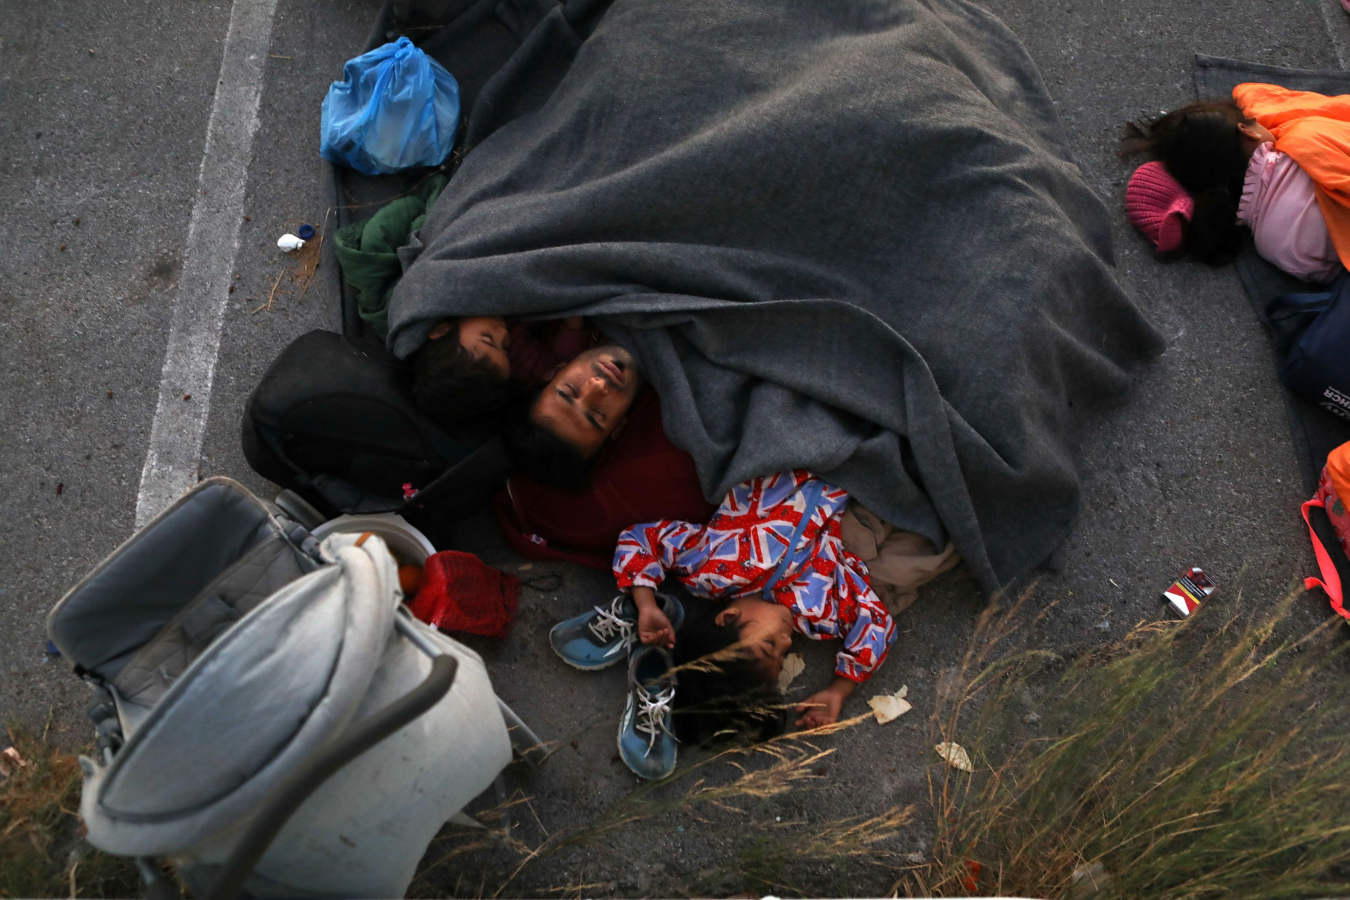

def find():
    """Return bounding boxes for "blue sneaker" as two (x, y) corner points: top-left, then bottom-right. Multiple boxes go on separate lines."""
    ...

(549, 592), (685, 671)
(617, 645), (679, 780)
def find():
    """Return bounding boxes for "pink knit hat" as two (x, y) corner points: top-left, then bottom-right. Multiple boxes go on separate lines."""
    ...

(1126, 161), (1195, 253)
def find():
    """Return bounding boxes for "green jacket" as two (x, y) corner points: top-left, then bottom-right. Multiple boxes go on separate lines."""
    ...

(332, 174), (448, 337)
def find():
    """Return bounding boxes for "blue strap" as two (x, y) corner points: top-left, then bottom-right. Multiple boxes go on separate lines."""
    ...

(762, 478), (826, 600)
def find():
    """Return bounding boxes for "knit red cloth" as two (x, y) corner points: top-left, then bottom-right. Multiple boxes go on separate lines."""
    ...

(493, 389), (716, 568)
(408, 550), (520, 638)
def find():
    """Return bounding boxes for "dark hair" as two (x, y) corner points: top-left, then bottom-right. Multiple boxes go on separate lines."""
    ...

(671, 611), (787, 746)
(501, 403), (594, 489)
(408, 322), (514, 430)
(1122, 99), (1251, 264)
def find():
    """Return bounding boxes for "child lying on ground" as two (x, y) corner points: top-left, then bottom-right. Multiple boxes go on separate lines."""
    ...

(408, 314), (594, 428)
(1123, 85), (1350, 283)
(614, 469), (896, 729)
(670, 607), (789, 744)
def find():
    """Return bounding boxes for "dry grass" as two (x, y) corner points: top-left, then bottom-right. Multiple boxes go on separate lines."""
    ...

(914, 586), (1350, 899)
(410, 718), (917, 898)
(19, 577), (1344, 899)
(0, 718), (138, 898)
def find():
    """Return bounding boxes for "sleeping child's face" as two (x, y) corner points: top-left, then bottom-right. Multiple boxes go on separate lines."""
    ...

(457, 316), (511, 378)
(715, 596), (794, 680)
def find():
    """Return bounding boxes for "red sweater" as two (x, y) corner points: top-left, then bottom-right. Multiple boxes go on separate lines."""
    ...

(493, 389), (715, 568)
(507, 321), (595, 385)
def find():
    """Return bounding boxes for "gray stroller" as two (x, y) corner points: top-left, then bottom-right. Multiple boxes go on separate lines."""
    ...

(46, 477), (536, 898)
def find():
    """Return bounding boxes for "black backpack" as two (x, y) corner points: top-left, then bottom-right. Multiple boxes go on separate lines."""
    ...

(241, 330), (510, 532)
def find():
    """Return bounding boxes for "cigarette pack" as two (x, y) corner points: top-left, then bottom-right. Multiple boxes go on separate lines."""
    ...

(1162, 566), (1215, 617)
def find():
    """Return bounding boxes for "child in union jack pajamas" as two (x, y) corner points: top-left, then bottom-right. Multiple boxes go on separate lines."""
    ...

(614, 469), (895, 728)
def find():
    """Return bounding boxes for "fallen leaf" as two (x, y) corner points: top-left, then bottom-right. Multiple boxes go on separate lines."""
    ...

(1070, 860), (1110, 896)
(935, 741), (973, 772)
(776, 652), (805, 691)
(0, 746), (27, 779)
(867, 684), (912, 724)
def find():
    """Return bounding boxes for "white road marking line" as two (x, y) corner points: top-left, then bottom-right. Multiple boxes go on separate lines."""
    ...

(135, 0), (279, 528)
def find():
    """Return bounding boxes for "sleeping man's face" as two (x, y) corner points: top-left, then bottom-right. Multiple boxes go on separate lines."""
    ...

(531, 345), (643, 456)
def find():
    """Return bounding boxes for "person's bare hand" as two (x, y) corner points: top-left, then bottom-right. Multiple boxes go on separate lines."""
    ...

(638, 604), (675, 649)
(794, 681), (852, 729)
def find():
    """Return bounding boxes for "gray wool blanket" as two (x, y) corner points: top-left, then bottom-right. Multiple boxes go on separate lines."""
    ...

(387, 0), (1164, 596)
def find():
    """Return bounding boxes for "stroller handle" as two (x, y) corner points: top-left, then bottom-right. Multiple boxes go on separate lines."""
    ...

(204, 615), (459, 900)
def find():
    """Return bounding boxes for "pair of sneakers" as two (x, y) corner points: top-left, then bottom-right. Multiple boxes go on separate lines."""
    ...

(549, 592), (684, 780)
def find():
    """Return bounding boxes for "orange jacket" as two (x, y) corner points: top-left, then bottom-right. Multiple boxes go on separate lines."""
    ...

(1328, 439), (1350, 505)
(1234, 82), (1350, 270)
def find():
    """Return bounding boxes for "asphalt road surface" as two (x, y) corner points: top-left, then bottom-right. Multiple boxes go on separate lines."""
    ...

(3, 0), (1348, 895)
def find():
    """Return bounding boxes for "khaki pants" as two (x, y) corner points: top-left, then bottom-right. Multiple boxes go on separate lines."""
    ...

(839, 503), (960, 614)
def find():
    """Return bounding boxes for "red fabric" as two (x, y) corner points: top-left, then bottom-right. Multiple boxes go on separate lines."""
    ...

(407, 550), (521, 637)
(507, 321), (598, 385)
(494, 389), (716, 568)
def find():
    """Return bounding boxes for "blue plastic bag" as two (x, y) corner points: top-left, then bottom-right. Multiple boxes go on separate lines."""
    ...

(320, 37), (461, 175)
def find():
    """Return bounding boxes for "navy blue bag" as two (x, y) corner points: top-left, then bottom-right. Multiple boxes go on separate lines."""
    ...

(1266, 272), (1350, 422)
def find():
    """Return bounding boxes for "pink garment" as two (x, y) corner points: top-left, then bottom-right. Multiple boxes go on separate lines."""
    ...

(1238, 142), (1342, 283)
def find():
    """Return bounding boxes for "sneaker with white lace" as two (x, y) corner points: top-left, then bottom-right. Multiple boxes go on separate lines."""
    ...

(617, 645), (679, 779)
(548, 592), (684, 671)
